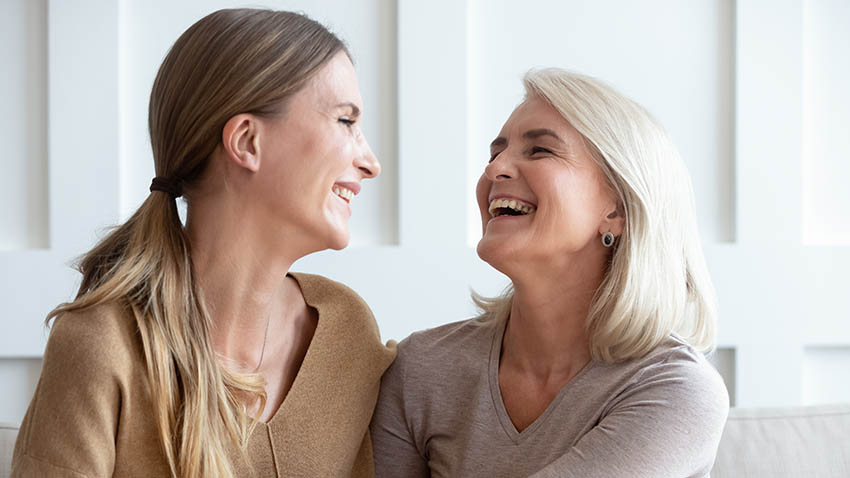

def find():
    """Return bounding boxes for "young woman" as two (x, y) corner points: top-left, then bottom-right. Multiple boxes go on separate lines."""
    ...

(13, 9), (395, 477)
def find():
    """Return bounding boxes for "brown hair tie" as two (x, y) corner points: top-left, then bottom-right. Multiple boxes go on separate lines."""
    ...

(149, 177), (183, 197)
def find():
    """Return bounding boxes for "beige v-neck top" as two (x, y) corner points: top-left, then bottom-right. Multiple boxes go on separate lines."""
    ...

(370, 316), (728, 478)
(12, 273), (396, 478)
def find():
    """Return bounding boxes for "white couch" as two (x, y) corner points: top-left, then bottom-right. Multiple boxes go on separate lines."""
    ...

(712, 403), (850, 477)
(1, 423), (15, 478)
(2, 404), (850, 477)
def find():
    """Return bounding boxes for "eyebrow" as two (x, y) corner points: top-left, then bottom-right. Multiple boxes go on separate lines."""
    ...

(336, 102), (361, 116)
(489, 128), (565, 150)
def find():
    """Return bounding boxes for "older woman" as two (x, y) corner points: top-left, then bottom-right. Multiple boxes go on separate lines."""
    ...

(370, 69), (728, 477)
(13, 9), (394, 478)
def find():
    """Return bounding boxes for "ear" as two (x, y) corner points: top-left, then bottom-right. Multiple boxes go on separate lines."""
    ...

(600, 202), (626, 238)
(221, 114), (261, 172)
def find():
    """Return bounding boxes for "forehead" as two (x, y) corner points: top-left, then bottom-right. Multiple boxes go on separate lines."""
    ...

(298, 52), (363, 109)
(499, 95), (574, 137)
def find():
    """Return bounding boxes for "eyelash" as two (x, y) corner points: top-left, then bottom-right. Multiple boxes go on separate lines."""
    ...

(338, 117), (355, 127)
(529, 146), (552, 156)
(488, 146), (552, 163)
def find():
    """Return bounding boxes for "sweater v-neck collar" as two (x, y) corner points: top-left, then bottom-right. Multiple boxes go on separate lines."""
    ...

(260, 272), (322, 428)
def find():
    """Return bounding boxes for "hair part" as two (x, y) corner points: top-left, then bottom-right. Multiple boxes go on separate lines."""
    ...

(47, 9), (347, 477)
(473, 68), (717, 363)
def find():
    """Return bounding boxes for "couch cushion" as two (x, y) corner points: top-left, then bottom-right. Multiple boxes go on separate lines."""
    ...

(712, 404), (850, 477)
(1, 423), (18, 478)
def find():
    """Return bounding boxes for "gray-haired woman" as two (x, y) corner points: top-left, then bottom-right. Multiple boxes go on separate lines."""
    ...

(371, 69), (728, 477)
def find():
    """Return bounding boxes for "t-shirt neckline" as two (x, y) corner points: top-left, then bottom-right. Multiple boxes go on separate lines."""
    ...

(487, 312), (597, 444)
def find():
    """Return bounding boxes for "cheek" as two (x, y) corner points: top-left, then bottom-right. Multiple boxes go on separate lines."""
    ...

(541, 175), (598, 229)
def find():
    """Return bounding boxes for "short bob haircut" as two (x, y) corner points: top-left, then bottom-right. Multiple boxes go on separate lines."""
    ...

(473, 68), (717, 363)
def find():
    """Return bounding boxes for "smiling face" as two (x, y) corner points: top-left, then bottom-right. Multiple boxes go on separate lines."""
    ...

(476, 95), (622, 277)
(251, 52), (380, 252)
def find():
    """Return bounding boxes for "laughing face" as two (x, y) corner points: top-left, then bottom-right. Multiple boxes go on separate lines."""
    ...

(253, 51), (380, 253)
(476, 95), (621, 276)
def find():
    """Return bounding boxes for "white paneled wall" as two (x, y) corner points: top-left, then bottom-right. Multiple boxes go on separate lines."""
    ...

(1, 0), (849, 424)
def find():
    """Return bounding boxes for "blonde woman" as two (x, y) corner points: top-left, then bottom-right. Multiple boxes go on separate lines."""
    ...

(371, 69), (728, 477)
(12, 8), (394, 478)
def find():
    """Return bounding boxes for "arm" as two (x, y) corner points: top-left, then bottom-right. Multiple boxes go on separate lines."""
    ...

(12, 313), (123, 477)
(529, 353), (729, 478)
(370, 338), (429, 478)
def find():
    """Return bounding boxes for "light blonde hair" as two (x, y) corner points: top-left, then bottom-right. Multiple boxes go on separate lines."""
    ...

(474, 68), (717, 362)
(47, 9), (347, 477)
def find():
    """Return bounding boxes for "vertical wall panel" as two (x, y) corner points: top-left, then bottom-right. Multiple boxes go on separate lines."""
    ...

(48, 0), (122, 255)
(0, 0), (48, 251)
(735, 0), (803, 244)
(802, 0), (850, 245)
(397, 0), (469, 247)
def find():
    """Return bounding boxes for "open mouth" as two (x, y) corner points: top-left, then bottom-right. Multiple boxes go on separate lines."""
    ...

(333, 186), (355, 203)
(488, 198), (536, 218)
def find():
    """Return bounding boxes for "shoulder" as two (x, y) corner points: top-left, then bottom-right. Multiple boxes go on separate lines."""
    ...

(45, 301), (141, 377)
(13, 302), (141, 477)
(390, 318), (495, 386)
(609, 336), (729, 420)
(646, 336), (728, 395)
(290, 272), (372, 315)
(399, 318), (494, 360)
(290, 272), (396, 367)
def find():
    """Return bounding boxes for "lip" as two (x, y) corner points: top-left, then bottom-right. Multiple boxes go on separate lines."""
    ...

(487, 193), (537, 209)
(334, 181), (361, 196)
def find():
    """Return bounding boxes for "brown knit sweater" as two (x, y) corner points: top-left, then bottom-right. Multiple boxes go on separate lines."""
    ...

(11, 272), (397, 477)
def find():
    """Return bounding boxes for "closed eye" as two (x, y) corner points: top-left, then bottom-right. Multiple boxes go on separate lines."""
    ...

(339, 117), (355, 127)
(530, 146), (553, 156)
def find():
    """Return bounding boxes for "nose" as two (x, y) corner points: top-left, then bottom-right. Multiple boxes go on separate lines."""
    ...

(484, 151), (515, 182)
(355, 137), (381, 179)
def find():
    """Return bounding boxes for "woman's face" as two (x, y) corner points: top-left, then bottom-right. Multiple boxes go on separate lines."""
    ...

(253, 51), (380, 253)
(476, 95), (619, 276)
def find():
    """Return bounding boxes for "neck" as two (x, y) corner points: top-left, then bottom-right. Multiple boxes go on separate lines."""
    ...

(185, 193), (305, 371)
(500, 250), (608, 379)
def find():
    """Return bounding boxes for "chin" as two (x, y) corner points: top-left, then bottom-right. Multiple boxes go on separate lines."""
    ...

(327, 232), (350, 251)
(477, 237), (508, 269)
(478, 234), (532, 279)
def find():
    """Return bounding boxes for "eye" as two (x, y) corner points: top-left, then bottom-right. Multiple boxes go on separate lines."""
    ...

(338, 117), (355, 127)
(488, 151), (502, 163)
(529, 146), (553, 156)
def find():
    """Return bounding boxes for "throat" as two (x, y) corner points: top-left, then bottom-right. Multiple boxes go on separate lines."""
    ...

(498, 367), (566, 433)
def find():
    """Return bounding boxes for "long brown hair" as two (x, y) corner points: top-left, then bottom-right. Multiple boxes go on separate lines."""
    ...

(47, 9), (347, 477)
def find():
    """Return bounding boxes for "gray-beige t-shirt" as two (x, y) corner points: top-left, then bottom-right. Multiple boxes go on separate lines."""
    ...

(370, 316), (729, 477)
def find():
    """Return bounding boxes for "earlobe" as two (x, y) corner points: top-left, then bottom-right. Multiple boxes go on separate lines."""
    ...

(222, 114), (261, 172)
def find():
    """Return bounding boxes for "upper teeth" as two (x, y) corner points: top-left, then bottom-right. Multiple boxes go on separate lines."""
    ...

(333, 186), (354, 202)
(488, 198), (536, 217)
